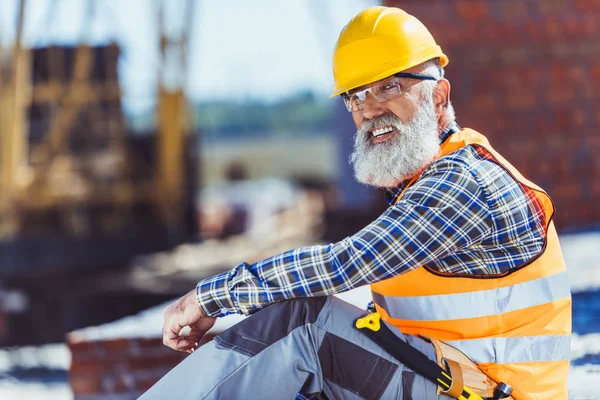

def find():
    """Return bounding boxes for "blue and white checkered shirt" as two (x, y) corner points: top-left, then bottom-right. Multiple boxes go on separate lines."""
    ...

(196, 130), (546, 317)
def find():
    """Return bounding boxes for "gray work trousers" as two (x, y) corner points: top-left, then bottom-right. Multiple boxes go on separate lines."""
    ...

(139, 296), (447, 400)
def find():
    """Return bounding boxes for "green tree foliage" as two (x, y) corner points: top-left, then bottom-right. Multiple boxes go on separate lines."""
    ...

(192, 91), (332, 139)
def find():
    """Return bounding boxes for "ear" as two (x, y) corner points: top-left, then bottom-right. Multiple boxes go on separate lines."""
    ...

(433, 79), (451, 120)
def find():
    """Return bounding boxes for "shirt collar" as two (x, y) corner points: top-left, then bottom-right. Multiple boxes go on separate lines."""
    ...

(384, 122), (461, 205)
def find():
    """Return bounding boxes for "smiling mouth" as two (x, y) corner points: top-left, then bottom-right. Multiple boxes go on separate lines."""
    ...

(370, 126), (395, 138)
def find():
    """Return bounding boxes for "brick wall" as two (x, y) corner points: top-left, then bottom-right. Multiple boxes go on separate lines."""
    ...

(67, 334), (217, 399)
(384, 0), (600, 230)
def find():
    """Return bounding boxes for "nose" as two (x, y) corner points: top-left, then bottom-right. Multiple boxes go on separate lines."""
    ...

(361, 92), (386, 120)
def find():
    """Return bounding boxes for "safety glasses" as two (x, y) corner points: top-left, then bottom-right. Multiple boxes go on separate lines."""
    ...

(342, 73), (437, 112)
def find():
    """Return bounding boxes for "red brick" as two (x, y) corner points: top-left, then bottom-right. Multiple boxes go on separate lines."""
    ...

(136, 376), (161, 392)
(456, 2), (488, 20)
(538, 0), (570, 16)
(572, 109), (587, 127)
(547, 18), (568, 40)
(520, 66), (543, 88)
(500, 0), (530, 19)
(580, 84), (595, 99)
(546, 86), (575, 105)
(381, 0), (600, 251)
(472, 70), (496, 90)
(103, 338), (130, 352)
(591, 62), (600, 81)
(472, 94), (497, 113)
(68, 340), (99, 354)
(579, 42), (600, 60)
(536, 158), (552, 176)
(525, 21), (542, 41)
(499, 48), (529, 65)
(550, 64), (568, 81)
(506, 93), (535, 110)
(402, 1), (448, 21)
(443, 29), (463, 45)
(69, 360), (105, 375)
(70, 375), (103, 395)
(135, 337), (164, 350)
(573, 0), (600, 12)
(556, 159), (573, 181)
(567, 65), (587, 83)
(583, 15), (598, 35)
(565, 16), (580, 39)
(69, 340), (105, 362)
(580, 203), (593, 221)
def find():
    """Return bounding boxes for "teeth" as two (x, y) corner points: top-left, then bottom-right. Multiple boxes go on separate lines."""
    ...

(372, 126), (394, 137)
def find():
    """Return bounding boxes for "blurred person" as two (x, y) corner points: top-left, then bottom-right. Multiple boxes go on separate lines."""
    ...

(220, 162), (251, 238)
(142, 7), (570, 400)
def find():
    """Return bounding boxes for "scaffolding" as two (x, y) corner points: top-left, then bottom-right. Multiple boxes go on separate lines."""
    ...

(0, 0), (196, 241)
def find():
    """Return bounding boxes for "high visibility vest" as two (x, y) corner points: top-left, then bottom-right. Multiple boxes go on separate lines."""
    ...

(370, 128), (571, 400)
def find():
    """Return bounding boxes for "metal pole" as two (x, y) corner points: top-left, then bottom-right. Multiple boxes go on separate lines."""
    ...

(5, 0), (27, 188)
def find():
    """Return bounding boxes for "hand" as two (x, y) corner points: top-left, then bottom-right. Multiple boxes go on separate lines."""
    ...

(162, 290), (217, 353)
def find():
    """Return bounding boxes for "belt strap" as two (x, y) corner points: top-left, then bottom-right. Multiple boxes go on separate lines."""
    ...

(354, 313), (514, 400)
(444, 359), (465, 398)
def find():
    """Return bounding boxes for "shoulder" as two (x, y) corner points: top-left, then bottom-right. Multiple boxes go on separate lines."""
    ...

(422, 145), (512, 193)
(427, 145), (496, 176)
(401, 146), (490, 208)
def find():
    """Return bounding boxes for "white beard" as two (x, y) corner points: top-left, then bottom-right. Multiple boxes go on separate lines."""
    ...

(349, 97), (441, 188)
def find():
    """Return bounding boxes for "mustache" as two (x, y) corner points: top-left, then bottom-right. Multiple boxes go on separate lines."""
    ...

(358, 114), (403, 136)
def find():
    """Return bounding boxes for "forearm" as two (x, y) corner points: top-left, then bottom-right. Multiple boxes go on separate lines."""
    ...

(196, 240), (380, 317)
(196, 164), (493, 317)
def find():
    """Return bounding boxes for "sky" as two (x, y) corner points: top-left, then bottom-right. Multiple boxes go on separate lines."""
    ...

(0, 0), (378, 112)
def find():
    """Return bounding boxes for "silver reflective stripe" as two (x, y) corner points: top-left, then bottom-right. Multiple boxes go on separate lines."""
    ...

(372, 271), (571, 321)
(445, 335), (571, 364)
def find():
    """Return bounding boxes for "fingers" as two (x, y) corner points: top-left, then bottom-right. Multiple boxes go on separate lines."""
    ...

(164, 334), (189, 351)
(162, 292), (214, 352)
(162, 316), (205, 352)
(185, 342), (199, 354)
(173, 337), (196, 350)
(163, 317), (188, 351)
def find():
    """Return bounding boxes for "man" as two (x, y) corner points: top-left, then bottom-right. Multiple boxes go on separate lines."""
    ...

(141, 7), (571, 400)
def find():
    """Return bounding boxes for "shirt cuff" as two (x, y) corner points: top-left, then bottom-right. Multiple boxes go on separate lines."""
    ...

(196, 271), (237, 317)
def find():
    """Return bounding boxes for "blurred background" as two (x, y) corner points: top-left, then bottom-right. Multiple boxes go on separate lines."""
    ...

(0, 0), (598, 399)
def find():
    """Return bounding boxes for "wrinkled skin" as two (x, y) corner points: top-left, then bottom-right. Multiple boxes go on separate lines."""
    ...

(162, 290), (216, 353)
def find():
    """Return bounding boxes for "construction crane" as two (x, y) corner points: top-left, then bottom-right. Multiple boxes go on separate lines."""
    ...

(0, 0), (199, 345)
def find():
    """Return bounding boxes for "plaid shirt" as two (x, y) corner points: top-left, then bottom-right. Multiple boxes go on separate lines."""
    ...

(197, 131), (546, 317)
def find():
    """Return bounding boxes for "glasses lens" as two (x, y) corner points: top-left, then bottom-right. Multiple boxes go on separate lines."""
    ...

(342, 94), (363, 112)
(373, 78), (401, 101)
(343, 77), (403, 112)
(345, 89), (370, 112)
(342, 96), (354, 112)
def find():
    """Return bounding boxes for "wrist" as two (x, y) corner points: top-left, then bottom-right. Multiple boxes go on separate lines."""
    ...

(186, 289), (203, 312)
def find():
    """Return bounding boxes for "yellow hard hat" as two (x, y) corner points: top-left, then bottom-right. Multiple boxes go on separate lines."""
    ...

(331, 6), (448, 98)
